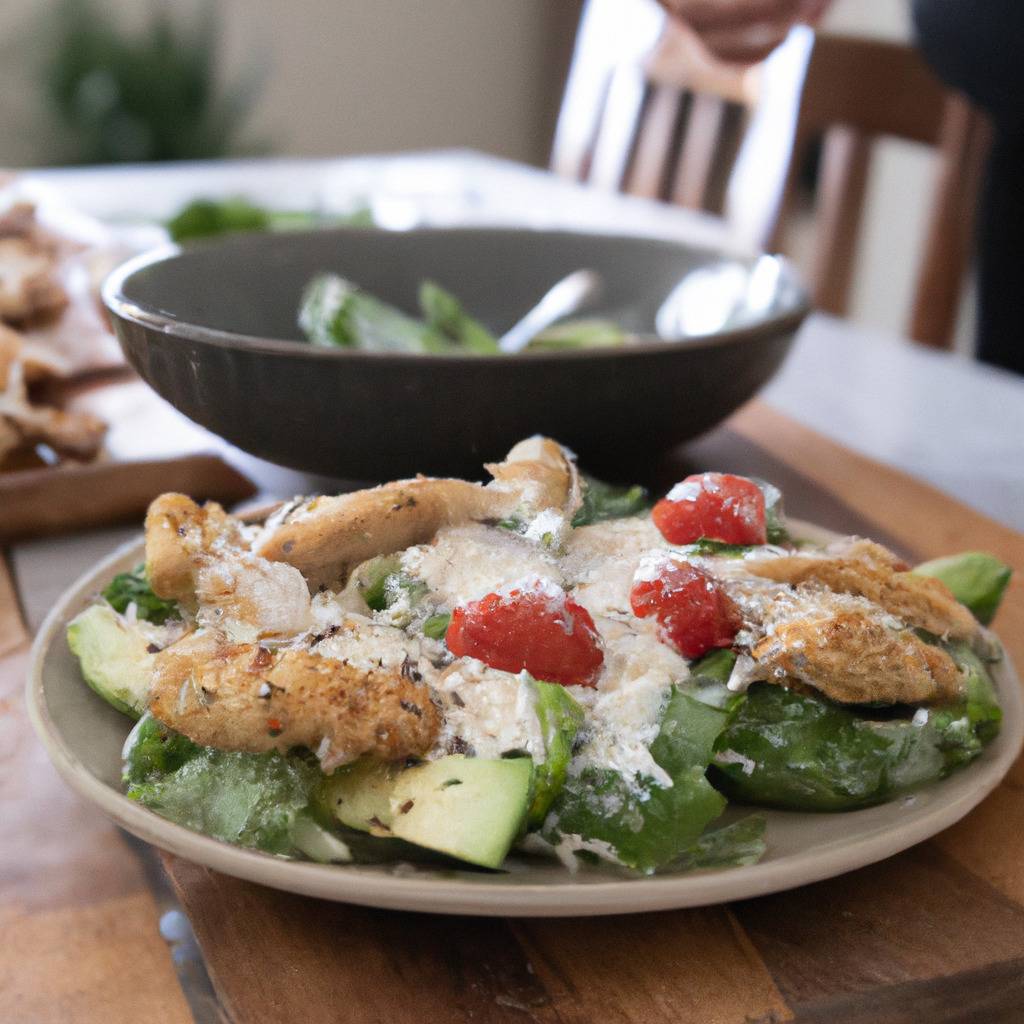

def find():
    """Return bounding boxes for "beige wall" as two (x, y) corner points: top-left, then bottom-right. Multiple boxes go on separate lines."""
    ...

(0, 0), (579, 169)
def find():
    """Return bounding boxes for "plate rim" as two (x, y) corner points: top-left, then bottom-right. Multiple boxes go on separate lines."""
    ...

(26, 526), (1024, 917)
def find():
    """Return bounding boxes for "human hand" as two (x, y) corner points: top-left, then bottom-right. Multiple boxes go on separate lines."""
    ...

(659, 0), (830, 64)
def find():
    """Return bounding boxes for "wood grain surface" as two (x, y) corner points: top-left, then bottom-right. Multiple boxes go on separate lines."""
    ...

(0, 555), (193, 1024)
(6, 400), (1024, 1024)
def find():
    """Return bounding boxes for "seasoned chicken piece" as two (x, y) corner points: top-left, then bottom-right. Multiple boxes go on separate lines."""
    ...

(145, 494), (244, 602)
(257, 436), (581, 591)
(0, 334), (106, 466)
(150, 631), (440, 769)
(145, 494), (311, 639)
(484, 436), (582, 515)
(0, 236), (67, 324)
(0, 202), (38, 239)
(747, 589), (963, 705)
(0, 324), (68, 383)
(745, 538), (978, 642)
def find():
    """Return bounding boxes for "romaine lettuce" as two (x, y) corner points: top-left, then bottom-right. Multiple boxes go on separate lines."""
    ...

(542, 689), (730, 871)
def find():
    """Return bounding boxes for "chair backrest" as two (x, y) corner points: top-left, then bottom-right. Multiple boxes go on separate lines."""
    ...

(552, 2), (990, 350)
(755, 32), (991, 347)
(551, 0), (763, 212)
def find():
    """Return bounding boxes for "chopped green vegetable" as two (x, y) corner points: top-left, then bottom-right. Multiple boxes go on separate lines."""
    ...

(685, 539), (751, 557)
(102, 565), (180, 625)
(422, 613), (451, 640)
(321, 755), (533, 869)
(127, 741), (321, 856)
(167, 197), (272, 241)
(356, 556), (426, 613)
(123, 714), (200, 784)
(543, 689), (729, 871)
(419, 281), (500, 354)
(684, 649), (745, 711)
(299, 274), (450, 353)
(913, 552), (1012, 625)
(167, 198), (373, 242)
(529, 681), (586, 828)
(711, 646), (1002, 812)
(672, 815), (767, 871)
(748, 478), (789, 544)
(528, 319), (627, 351)
(572, 474), (649, 528)
(690, 649), (737, 684)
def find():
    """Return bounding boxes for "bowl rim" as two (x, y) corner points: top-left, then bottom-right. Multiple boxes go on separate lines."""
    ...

(102, 225), (811, 364)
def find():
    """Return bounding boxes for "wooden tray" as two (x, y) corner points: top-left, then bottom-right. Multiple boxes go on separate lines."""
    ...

(3, 401), (1023, 1024)
(1, 377), (255, 542)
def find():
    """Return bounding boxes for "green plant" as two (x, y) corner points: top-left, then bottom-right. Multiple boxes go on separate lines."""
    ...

(40, 0), (263, 164)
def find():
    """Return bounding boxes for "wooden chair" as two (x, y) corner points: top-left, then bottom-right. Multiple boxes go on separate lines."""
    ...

(551, 1), (991, 350)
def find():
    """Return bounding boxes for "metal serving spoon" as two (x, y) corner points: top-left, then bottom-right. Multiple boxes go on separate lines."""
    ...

(498, 269), (604, 354)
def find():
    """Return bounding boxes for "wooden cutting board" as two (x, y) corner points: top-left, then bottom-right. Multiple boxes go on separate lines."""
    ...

(4, 401), (1023, 1024)
(1, 378), (255, 543)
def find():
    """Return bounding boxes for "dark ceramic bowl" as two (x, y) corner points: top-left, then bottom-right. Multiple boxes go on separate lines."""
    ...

(103, 227), (809, 480)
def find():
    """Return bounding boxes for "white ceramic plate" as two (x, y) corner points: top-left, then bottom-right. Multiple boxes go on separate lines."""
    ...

(27, 527), (1023, 917)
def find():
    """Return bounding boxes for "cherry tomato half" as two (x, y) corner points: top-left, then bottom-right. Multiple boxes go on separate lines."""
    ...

(446, 581), (604, 687)
(630, 559), (739, 659)
(652, 472), (766, 546)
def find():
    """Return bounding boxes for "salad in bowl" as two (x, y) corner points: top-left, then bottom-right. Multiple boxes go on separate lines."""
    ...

(66, 438), (1012, 874)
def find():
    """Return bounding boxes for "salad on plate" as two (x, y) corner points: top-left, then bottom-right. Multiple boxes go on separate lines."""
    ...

(66, 438), (1012, 874)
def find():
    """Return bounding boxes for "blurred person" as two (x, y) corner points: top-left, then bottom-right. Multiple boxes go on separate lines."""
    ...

(660, 0), (1024, 375)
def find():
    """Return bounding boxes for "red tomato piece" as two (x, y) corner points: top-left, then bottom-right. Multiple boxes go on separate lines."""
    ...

(630, 560), (739, 659)
(652, 472), (766, 546)
(446, 581), (604, 687)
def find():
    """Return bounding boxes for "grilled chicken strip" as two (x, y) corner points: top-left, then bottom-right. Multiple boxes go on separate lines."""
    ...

(257, 436), (582, 591)
(145, 494), (311, 638)
(747, 598), (963, 705)
(0, 328), (105, 465)
(745, 538), (978, 642)
(0, 236), (68, 324)
(150, 631), (440, 769)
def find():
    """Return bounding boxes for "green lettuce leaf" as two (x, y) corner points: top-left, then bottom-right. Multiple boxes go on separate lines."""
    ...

(167, 197), (372, 242)
(528, 681), (586, 827)
(299, 274), (450, 353)
(123, 714), (200, 785)
(127, 745), (321, 855)
(711, 647), (1002, 812)
(102, 565), (180, 625)
(419, 281), (500, 354)
(572, 474), (649, 527)
(543, 689), (729, 871)
(672, 815), (767, 871)
(528, 319), (627, 350)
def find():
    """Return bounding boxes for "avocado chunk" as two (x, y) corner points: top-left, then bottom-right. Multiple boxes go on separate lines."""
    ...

(320, 758), (400, 834)
(67, 603), (155, 718)
(321, 755), (533, 869)
(529, 681), (585, 827)
(913, 551), (1012, 625)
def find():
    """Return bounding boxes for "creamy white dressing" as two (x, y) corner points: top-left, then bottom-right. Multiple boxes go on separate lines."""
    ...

(313, 615), (424, 672)
(569, 675), (673, 790)
(431, 661), (546, 763)
(400, 523), (561, 607)
(120, 604), (190, 650)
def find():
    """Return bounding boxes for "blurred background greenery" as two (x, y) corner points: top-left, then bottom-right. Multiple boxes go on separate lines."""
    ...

(39, 0), (261, 164)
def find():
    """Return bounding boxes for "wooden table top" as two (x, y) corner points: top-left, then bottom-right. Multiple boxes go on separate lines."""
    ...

(4, 400), (1022, 1024)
